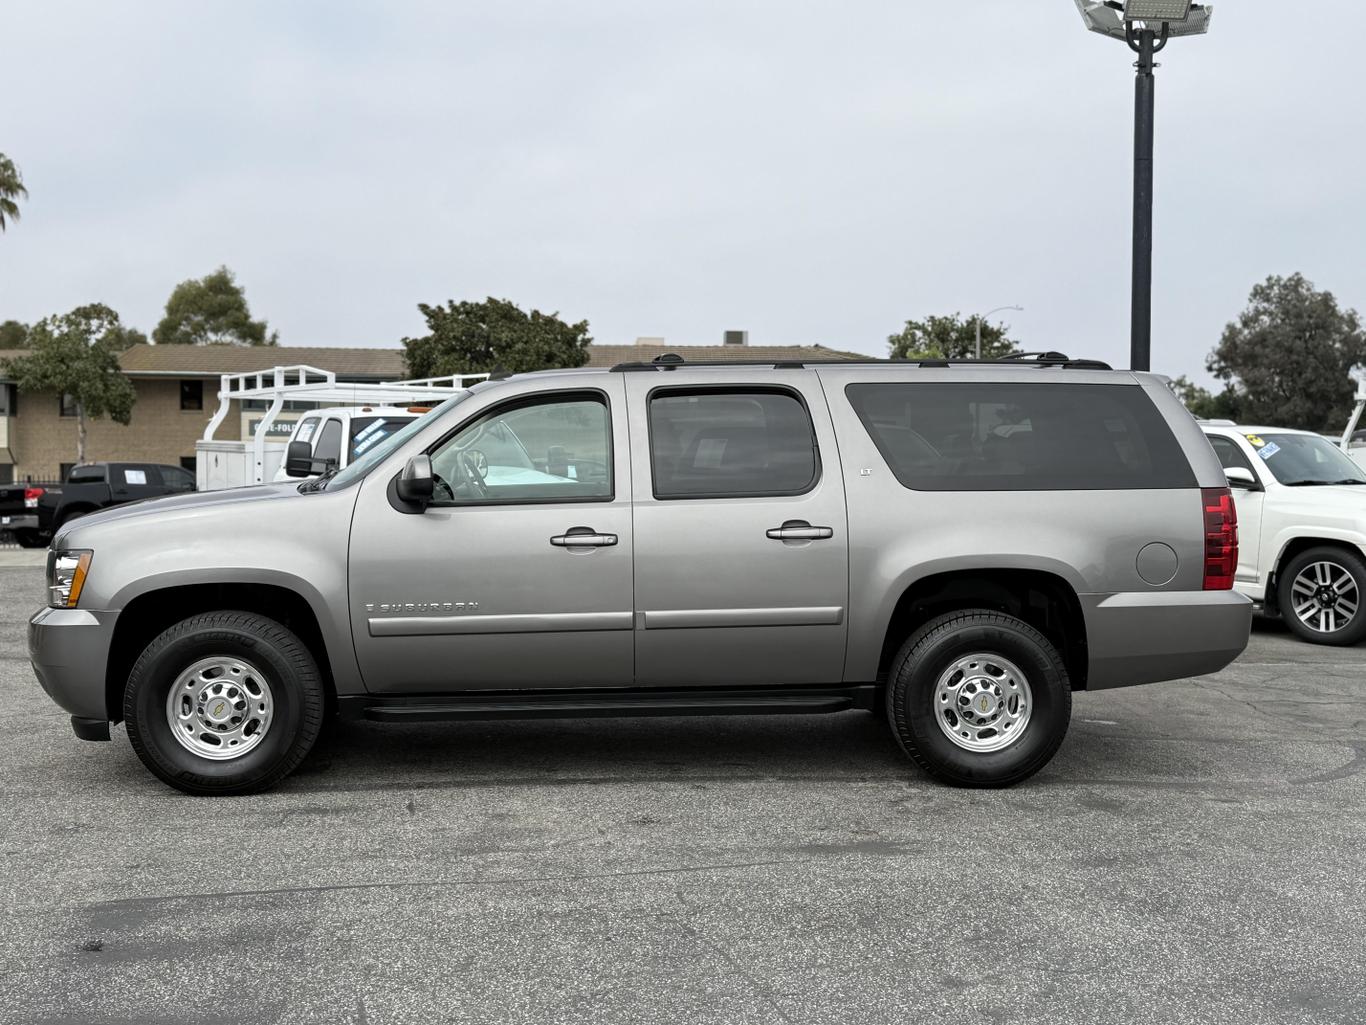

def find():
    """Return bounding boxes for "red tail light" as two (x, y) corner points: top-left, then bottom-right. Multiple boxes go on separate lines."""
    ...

(23, 487), (44, 509)
(1202, 487), (1237, 590)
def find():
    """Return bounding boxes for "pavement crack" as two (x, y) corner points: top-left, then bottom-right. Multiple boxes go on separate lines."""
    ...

(675, 918), (795, 1024)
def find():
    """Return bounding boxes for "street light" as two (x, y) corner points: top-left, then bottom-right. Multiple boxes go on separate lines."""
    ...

(1074, 0), (1213, 373)
(976, 305), (1023, 360)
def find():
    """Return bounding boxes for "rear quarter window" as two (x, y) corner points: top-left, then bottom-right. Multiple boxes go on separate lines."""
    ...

(845, 382), (1195, 491)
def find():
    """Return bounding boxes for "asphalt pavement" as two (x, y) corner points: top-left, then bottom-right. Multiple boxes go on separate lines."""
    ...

(0, 563), (1363, 1025)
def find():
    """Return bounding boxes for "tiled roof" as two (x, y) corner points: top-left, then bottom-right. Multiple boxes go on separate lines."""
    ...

(585, 343), (871, 367)
(118, 344), (407, 380)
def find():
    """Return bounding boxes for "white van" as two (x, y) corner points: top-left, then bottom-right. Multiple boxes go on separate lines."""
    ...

(273, 405), (432, 482)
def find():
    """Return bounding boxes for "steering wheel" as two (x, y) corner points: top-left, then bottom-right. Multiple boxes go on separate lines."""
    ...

(457, 450), (489, 498)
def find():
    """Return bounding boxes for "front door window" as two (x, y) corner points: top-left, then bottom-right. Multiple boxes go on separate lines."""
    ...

(428, 394), (612, 505)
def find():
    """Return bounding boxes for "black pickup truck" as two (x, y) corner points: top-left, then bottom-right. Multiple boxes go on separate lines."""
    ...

(0, 462), (195, 548)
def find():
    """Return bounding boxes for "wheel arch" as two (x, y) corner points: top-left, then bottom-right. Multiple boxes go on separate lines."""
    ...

(874, 568), (1088, 691)
(1266, 535), (1366, 614)
(105, 581), (338, 724)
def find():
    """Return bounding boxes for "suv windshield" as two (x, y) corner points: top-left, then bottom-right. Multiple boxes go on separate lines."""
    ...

(1251, 432), (1366, 486)
(320, 394), (471, 491)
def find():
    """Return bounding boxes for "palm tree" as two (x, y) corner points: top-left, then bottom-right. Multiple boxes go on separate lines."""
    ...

(0, 154), (28, 231)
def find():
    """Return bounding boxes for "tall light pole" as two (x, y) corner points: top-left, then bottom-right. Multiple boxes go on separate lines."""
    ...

(1074, 1), (1213, 372)
(976, 305), (1024, 360)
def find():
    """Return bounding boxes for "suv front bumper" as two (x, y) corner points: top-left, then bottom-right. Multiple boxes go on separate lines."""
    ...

(1084, 589), (1252, 689)
(28, 606), (118, 731)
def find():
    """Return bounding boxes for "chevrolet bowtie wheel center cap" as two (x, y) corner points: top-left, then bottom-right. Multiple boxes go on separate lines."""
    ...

(167, 657), (275, 761)
(934, 654), (1033, 755)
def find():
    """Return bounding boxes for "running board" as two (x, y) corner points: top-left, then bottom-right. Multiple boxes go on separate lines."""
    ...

(340, 686), (877, 723)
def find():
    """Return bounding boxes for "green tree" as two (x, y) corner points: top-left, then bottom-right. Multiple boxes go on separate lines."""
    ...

(1166, 375), (1243, 421)
(0, 320), (27, 349)
(153, 266), (278, 346)
(1207, 273), (1366, 432)
(1, 304), (140, 464)
(0, 154), (27, 231)
(888, 313), (1018, 361)
(402, 297), (591, 378)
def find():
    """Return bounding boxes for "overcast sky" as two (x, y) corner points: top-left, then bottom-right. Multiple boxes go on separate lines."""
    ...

(2, 1), (1363, 381)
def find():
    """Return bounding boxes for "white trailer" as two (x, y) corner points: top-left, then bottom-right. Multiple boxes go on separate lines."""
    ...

(195, 364), (487, 491)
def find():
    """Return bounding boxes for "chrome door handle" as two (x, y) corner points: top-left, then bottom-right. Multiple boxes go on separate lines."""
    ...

(766, 521), (834, 541)
(551, 527), (618, 548)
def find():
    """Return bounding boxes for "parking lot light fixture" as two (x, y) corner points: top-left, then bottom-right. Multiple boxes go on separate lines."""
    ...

(1124, 0), (1191, 22)
(1072, 0), (1213, 374)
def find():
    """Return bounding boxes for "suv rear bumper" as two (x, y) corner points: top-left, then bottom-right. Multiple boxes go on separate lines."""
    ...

(1, 514), (39, 531)
(1083, 589), (1252, 690)
(28, 607), (117, 727)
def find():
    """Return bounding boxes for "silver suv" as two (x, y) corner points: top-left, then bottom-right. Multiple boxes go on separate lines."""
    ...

(28, 354), (1252, 794)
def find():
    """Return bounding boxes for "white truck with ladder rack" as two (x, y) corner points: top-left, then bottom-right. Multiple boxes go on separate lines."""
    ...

(1340, 375), (1366, 470)
(195, 365), (487, 491)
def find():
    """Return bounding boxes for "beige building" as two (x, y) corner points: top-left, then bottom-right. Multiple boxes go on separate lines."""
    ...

(0, 338), (867, 484)
(0, 345), (406, 484)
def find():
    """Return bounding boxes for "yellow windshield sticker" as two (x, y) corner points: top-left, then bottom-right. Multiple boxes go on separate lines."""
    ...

(1245, 434), (1265, 448)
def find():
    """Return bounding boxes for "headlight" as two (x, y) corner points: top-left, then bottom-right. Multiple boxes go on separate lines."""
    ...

(47, 550), (93, 609)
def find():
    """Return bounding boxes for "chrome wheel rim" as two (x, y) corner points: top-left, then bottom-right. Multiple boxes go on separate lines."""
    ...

(165, 656), (275, 761)
(934, 653), (1032, 753)
(1290, 561), (1360, 635)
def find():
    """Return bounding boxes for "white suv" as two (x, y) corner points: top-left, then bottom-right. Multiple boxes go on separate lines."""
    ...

(1202, 422), (1366, 645)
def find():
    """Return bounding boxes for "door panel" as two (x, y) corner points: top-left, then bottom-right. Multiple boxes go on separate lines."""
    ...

(348, 382), (634, 693)
(625, 373), (850, 687)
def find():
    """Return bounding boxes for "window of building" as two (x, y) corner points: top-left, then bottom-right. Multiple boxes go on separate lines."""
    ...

(180, 380), (204, 411)
(0, 464), (12, 486)
(844, 382), (1196, 492)
(648, 388), (819, 499)
(59, 393), (78, 418)
(180, 456), (197, 473)
(59, 463), (77, 481)
(429, 393), (613, 505)
(0, 383), (16, 417)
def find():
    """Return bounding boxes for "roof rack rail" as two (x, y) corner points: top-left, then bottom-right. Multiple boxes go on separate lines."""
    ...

(609, 352), (1113, 372)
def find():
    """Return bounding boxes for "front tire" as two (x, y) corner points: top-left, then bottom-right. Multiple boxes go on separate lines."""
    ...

(1277, 546), (1366, 646)
(886, 610), (1072, 787)
(124, 611), (325, 795)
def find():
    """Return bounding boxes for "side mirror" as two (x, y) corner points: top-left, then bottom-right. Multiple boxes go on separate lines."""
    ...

(396, 454), (434, 506)
(285, 440), (314, 478)
(1225, 466), (1259, 490)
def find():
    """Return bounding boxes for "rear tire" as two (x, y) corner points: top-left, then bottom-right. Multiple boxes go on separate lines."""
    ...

(1276, 546), (1366, 646)
(886, 610), (1071, 787)
(124, 611), (325, 795)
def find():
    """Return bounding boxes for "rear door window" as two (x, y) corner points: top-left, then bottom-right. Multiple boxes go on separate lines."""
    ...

(845, 382), (1195, 491)
(68, 465), (107, 483)
(648, 388), (819, 499)
(293, 417), (321, 452)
